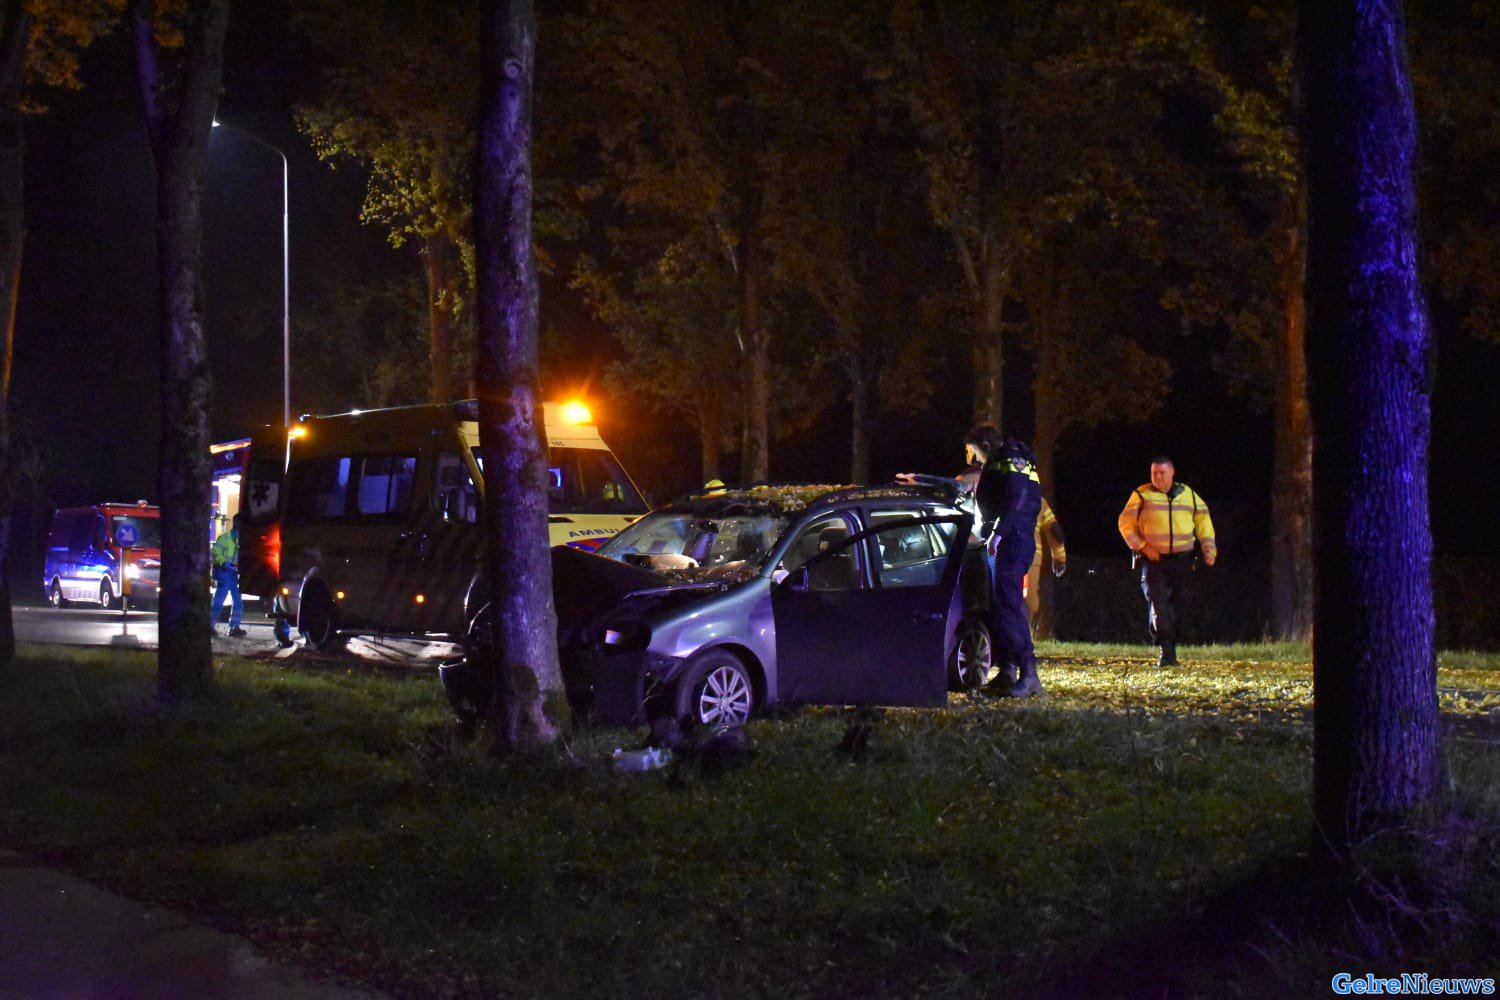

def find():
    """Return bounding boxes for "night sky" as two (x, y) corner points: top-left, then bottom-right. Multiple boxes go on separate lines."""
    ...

(10, 5), (1500, 601)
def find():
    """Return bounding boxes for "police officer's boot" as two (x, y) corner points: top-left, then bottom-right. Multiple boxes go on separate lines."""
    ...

(1158, 642), (1178, 668)
(982, 659), (1020, 695)
(1006, 659), (1044, 698)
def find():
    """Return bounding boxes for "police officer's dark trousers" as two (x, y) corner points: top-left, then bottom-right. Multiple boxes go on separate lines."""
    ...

(989, 535), (1037, 685)
(1139, 552), (1193, 664)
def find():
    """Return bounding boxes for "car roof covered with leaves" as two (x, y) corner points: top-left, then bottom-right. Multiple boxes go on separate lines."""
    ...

(661, 482), (966, 519)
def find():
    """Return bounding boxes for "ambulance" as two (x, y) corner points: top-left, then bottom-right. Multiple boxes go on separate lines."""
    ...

(276, 399), (646, 648)
(210, 426), (288, 607)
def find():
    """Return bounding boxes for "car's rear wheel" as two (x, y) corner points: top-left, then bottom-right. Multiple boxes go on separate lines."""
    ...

(297, 584), (343, 653)
(49, 580), (67, 609)
(675, 648), (755, 728)
(948, 617), (994, 690)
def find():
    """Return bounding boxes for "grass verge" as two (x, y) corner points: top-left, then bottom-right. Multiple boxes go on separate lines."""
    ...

(1, 643), (1496, 998)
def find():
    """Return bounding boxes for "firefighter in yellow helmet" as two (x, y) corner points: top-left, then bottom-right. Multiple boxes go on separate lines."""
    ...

(1118, 456), (1216, 666)
(1027, 497), (1067, 635)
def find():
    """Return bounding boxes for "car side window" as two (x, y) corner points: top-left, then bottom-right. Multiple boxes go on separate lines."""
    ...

(870, 509), (952, 589)
(780, 515), (863, 591)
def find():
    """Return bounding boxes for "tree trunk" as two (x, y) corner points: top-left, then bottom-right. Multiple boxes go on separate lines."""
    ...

(1031, 381), (1063, 641)
(1271, 190), (1314, 642)
(738, 193), (769, 485)
(848, 359), (872, 485)
(1026, 247), (1071, 641)
(136, 0), (230, 703)
(972, 216), (1005, 429)
(475, 0), (561, 750)
(0, 2), (26, 670)
(424, 231), (456, 403)
(696, 392), (722, 484)
(1299, 0), (1440, 844)
(1021, 245), (1066, 498)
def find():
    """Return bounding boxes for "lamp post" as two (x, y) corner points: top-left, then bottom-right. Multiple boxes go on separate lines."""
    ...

(212, 119), (291, 429)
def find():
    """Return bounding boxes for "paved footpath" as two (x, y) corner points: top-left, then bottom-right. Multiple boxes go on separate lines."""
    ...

(0, 849), (383, 1000)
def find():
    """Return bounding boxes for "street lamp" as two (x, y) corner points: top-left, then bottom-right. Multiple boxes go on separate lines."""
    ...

(212, 118), (291, 430)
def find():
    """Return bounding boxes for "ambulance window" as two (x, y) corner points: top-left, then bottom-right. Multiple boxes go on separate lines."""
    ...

(472, 446), (646, 516)
(286, 456), (352, 521)
(435, 451), (478, 523)
(357, 454), (417, 516)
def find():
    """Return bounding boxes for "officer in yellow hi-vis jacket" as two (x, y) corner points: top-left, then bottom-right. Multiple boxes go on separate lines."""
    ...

(1118, 457), (1216, 666)
(1027, 496), (1066, 635)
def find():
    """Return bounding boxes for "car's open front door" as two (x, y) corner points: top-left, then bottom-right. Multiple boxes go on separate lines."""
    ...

(772, 514), (971, 708)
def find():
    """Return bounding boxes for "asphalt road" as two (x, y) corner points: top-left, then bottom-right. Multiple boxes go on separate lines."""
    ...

(11, 604), (460, 664)
(11, 604), (266, 648)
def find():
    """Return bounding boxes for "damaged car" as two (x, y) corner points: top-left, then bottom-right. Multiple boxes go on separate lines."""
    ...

(441, 483), (995, 730)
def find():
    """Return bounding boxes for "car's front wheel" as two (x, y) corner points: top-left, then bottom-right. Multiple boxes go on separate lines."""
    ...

(675, 648), (755, 728)
(438, 605), (493, 728)
(99, 579), (115, 610)
(49, 580), (67, 609)
(948, 617), (994, 690)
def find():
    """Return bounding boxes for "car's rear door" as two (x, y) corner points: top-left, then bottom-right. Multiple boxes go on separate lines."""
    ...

(772, 511), (970, 707)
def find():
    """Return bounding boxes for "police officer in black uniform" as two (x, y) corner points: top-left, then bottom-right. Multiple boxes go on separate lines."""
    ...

(967, 424), (1044, 697)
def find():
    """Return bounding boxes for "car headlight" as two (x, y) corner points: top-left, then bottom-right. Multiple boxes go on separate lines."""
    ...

(602, 620), (651, 651)
(125, 565), (141, 580)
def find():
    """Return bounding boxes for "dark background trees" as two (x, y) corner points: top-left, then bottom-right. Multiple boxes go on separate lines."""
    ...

(295, 0), (478, 406)
(3, 0), (1500, 651)
(0, 0), (124, 669)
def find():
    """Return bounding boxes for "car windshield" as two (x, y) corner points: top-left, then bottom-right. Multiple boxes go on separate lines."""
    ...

(599, 511), (791, 581)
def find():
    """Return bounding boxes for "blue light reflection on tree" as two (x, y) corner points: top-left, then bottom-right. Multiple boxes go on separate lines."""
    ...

(1299, 0), (1440, 842)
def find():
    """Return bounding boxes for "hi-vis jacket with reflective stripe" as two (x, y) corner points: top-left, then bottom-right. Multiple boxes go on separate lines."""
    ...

(1118, 483), (1216, 561)
(1031, 496), (1066, 571)
(211, 529), (238, 570)
(976, 445), (1041, 548)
